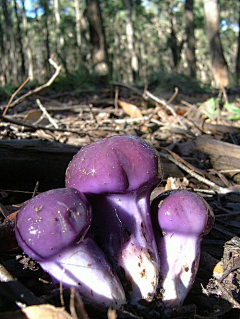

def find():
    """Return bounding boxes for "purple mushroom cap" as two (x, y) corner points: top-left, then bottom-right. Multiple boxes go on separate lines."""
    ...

(15, 188), (91, 260)
(65, 135), (162, 194)
(156, 190), (214, 236)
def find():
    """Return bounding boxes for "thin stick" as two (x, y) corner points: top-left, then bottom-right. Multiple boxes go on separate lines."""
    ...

(4, 59), (62, 109)
(1, 116), (76, 133)
(114, 86), (119, 110)
(2, 77), (30, 116)
(144, 90), (188, 130)
(69, 287), (89, 319)
(36, 99), (59, 128)
(167, 87), (179, 104)
(160, 150), (233, 194)
(69, 288), (78, 319)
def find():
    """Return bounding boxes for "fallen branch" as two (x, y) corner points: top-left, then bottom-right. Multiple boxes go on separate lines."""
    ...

(159, 148), (238, 194)
(2, 77), (30, 116)
(2, 59), (62, 111)
(144, 90), (188, 130)
(36, 99), (59, 129)
(0, 115), (82, 134)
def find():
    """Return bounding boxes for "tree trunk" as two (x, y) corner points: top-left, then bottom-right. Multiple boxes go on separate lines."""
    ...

(236, 0), (240, 85)
(123, 0), (139, 82)
(203, 0), (229, 88)
(0, 11), (7, 85)
(21, 0), (33, 80)
(53, 0), (69, 74)
(1, 0), (18, 85)
(40, 0), (51, 77)
(86, 0), (109, 76)
(74, 0), (84, 68)
(14, 0), (26, 79)
(185, 0), (196, 77)
(168, 5), (184, 72)
(75, 0), (82, 48)
(53, 0), (64, 48)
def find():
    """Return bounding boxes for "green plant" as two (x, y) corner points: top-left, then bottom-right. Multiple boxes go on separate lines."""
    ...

(224, 100), (240, 121)
(202, 97), (219, 119)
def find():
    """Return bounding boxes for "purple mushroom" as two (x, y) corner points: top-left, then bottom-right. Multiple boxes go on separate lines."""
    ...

(15, 188), (126, 309)
(65, 135), (163, 302)
(151, 189), (215, 308)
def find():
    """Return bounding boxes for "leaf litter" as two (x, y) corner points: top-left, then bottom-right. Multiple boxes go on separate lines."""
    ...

(0, 64), (240, 318)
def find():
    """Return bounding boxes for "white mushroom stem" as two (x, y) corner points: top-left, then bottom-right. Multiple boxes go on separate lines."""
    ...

(92, 192), (160, 302)
(159, 233), (201, 308)
(40, 238), (126, 309)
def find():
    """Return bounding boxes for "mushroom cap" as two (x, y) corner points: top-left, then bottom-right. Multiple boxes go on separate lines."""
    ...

(154, 190), (214, 236)
(15, 188), (91, 260)
(65, 135), (162, 194)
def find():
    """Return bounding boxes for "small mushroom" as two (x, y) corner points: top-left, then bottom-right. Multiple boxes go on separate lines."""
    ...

(65, 135), (162, 302)
(15, 188), (126, 309)
(151, 189), (215, 308)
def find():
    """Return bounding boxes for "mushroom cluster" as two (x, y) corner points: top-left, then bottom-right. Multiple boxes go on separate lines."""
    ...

(15, 135), (215, 309)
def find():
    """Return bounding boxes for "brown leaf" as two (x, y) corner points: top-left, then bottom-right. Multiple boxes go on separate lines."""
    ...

(0, 304), (75, 319)
(118, 100), (142, 118)
(23, 305), (74, 319)
(23, 110), (49, 126)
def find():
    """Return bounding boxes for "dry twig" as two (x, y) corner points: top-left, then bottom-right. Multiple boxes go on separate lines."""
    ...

(160, 148), (236, 194)
(2, 77), (30, 116)
(144, 90), (188, 130)
(70, 287), (89, 319)
(3, 59), (62, 110)
(36, 99), (59, 129)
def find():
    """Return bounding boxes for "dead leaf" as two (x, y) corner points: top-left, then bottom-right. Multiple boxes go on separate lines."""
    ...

(23, 110), (49, 126)
(0, 304), (75, 319)
(118, 100), (142, 118)
(23, 304), (74, 319)
(164, 176), (189, 191)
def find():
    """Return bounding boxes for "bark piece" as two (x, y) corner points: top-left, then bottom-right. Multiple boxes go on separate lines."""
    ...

(0, 139), (79, 192)
(195, 136), (240, 183)
(194, 120), (240, 135)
